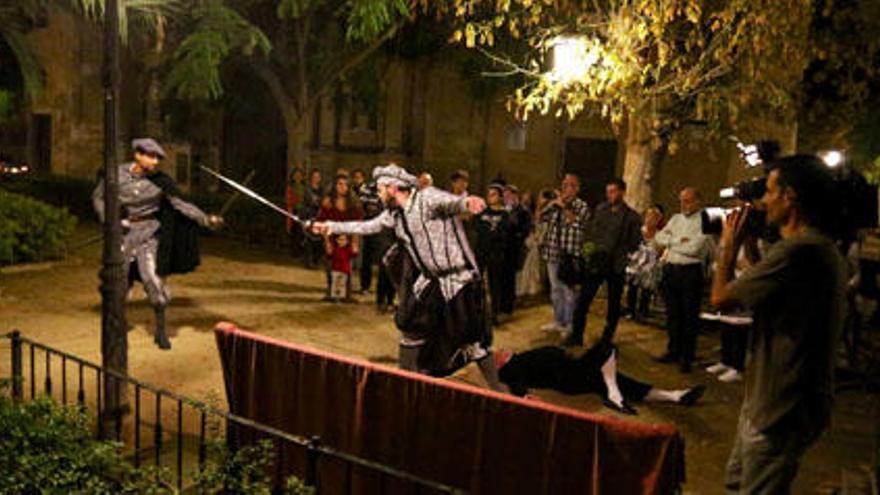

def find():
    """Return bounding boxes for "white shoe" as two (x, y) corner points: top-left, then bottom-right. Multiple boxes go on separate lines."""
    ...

(706, 362), (730, 375)
(718, 368), (743, 383)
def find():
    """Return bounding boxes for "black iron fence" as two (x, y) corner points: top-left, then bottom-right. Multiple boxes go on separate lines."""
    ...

(3, 331), (463, 494)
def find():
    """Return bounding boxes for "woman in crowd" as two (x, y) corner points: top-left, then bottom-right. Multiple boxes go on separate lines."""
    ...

(316, 174), (363, 300)
(624, 205), (664, 321)
(516, 188), (554, 298)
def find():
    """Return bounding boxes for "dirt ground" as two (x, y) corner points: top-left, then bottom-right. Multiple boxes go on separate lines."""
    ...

(1, 224), (877, 494)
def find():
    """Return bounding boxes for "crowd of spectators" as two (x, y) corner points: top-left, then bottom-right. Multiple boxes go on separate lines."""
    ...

(283, 156), (869, 492)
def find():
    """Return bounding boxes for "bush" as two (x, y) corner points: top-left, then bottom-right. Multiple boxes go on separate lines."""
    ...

(0, 190), (77, 264)
(0, 174), (97, 220)
(0, 393), (170, 494)
(0, 388), (313, 494)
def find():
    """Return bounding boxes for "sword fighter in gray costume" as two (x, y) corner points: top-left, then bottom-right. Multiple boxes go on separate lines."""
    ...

(92, 138), (223, 349)
(312, 164), (506, 392)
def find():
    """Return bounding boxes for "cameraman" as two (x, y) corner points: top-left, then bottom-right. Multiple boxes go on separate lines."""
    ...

(710, 155), (846, 494)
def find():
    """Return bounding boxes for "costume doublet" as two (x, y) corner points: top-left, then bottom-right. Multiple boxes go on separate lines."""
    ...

(325, 185), (488, 372)
(93, 163), (210, 308)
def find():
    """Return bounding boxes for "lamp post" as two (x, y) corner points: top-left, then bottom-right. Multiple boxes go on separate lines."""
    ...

(100, 0), (128, 439)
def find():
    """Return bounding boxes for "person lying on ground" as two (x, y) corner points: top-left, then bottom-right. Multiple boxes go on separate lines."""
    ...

(494, 340), (705, 415)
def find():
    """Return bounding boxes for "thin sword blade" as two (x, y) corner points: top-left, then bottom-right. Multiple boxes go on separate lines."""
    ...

(199, 165), (306, 225)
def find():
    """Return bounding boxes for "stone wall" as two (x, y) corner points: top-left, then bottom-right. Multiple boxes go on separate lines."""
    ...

(23, 9), (145, 180)
(18, 15), (796, 212)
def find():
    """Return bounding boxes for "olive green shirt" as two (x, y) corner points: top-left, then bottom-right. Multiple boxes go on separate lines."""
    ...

(727, 229), (846, 434)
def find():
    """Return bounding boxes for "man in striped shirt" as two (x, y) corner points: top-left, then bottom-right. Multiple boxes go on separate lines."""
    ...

(311, 164), (506, 391)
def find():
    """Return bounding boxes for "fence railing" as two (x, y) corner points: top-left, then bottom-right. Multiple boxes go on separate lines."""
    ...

(3, 330), (463, 494)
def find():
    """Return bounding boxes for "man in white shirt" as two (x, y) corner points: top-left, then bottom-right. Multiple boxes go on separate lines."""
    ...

(654, 187), (714, 372)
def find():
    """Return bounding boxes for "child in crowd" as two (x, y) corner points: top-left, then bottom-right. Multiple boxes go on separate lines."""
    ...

(328, 234), (354, 302)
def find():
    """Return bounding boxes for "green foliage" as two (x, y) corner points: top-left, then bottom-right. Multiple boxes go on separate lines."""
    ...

(0, 189), (77, 265)
(164, 0), (271, 100)
(0, 173), (96, 218)
(345, 0), (409, 42)
(434, 0), (817, 134)
(167, 0), (409, 105)
(0, 389), (313, 494)
(0, 394), (173, 493)
(0, 0), (179, 100)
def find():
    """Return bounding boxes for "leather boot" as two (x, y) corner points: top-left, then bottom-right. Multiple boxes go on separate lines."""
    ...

(154, 306), (171, 350)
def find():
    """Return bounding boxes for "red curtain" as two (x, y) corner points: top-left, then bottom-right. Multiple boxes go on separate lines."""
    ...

(214, 323), (685, 494)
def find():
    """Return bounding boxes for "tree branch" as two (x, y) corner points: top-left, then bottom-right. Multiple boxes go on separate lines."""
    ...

(248, 57), (299, 126)
(308, 20), (403, 111)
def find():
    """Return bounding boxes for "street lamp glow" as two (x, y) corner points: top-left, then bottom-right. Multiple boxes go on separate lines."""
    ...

(820, 150), (844, 168)
(550, 36), (595, 84)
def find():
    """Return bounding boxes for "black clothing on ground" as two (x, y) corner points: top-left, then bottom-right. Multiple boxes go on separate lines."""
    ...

(663, 263), (704, 366)
(499, 344), (651, 400)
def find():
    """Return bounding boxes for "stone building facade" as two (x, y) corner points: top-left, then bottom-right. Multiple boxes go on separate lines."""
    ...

(6, 8), (795, 213)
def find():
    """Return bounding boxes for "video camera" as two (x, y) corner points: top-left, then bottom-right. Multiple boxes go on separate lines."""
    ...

(702, 138), (879, 244)
(701, 139), (778, 236)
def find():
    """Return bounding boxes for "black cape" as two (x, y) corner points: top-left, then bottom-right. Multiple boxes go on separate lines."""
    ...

(147, 172), (202, 277)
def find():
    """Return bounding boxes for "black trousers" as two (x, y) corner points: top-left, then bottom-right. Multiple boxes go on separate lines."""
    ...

(359, 236), (379, 291)
(720, 323), (748, 371)
(663, 263), (704, 364)
(304, 238), (324, 268)
(376, 263), (395, 306)
(570, 269), (626, 343)
(484, 258), (509, 318)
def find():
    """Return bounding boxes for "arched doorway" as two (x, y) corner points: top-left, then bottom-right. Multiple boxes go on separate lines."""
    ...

(221, 67), (288, 201)
(0, 36), (30, 168)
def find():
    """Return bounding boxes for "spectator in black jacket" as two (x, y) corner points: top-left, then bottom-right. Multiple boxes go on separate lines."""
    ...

(505, 184), (533, 300)
(477, 183), (514, 326)
(566, 178), (642, 346)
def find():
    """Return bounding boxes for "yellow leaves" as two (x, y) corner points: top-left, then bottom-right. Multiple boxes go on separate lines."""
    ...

(465, 23), (476, 47)
(451, 29), (463, 43)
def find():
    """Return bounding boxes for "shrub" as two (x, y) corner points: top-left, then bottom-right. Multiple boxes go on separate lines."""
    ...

(0, 190), (77, 264)
(0, 393), (171, 494)
(0, 388), (312, 494)
(0, 174), (96, 220)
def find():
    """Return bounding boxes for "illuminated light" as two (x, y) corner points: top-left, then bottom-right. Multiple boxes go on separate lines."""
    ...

(549, 36), (595, 84)
(820, 150), (843, 168)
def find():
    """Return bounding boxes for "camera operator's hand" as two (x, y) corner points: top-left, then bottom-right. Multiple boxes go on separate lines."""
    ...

(721, 205), (752, 251)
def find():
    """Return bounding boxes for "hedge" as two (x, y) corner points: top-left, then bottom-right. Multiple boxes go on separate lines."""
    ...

(0, 189), (77, 265)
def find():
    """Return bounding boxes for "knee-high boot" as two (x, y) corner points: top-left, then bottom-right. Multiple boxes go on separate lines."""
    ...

(154, 305), (171, 350)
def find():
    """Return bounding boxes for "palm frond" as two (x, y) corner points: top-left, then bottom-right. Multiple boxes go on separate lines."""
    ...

(164, 1), (270, 100)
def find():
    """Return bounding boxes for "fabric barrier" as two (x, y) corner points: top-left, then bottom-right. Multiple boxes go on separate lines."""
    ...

(214, 322), (685, 494)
